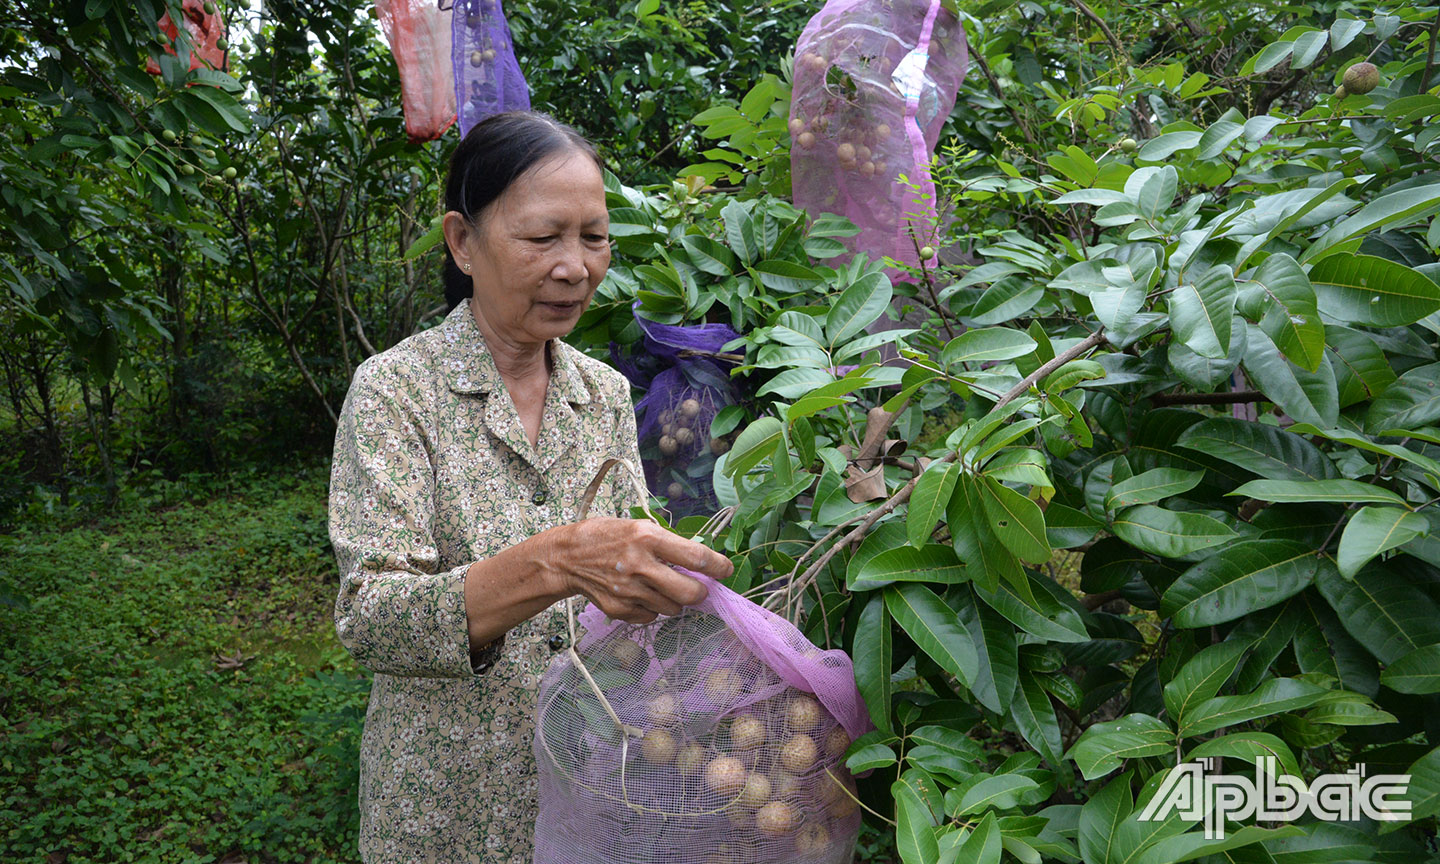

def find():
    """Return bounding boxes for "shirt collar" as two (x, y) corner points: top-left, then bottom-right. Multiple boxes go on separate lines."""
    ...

(439, 299), (593, 406)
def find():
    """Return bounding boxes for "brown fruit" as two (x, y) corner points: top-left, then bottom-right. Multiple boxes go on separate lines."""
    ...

(676, 743), (706, 777)
(674, 427), (694, 446)
(610, 639), (646, 672)
(679, 397), (701, 418)
(874, 123), (891, 139)
(797, 131), (816, 149)
(785, 695), (824, 732)
(709, 437), (730, 456)
(788, 118), (806, 137)
(658, 409), (675, 425)
(648, 693), (681, 726)
(705, 668), (742, 702)
(756, 801), (798, 835)
(796, 822), (831, 856)
(855, 145), (872, 162)
(730, 715), (767, 751)
(641, 729), (677, 764)
(824, 726), (850, 761)
(836, 142), (856, 162)
(770, 771), (803, 800)
(859, 161), (876, 177)
(659, 435), (679, 456)
(705, 755), (747, 795)
(1342, 61), (1380, 95)
(737, 772), (772, 808)
(469, 49), (485, 67)
(780, 734), (819, 774)
(666, 482), (684, 499)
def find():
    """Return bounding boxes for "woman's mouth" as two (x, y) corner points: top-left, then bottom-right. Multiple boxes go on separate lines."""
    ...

(539, 301), (582, 313)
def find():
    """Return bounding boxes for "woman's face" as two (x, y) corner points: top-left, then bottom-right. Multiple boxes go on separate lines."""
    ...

(445, 148), (610, 350)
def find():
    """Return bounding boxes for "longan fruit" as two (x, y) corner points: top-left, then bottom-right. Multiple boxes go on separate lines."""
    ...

(780, 734), (819, 774)
(730, 715), (767, 751)
(648, 693), (681, 727)
(737, 772), (772, 808)
(679, 398), (701, 418)
(641, 729), (677, 764)
(658, 435), (679, 456)
(824, 726), (850, 761)
(709, 437), (730, 456)
(666, 482), (684, 499)
(860, 161), (876, 177)
(756, 801), (798, 835)
(705, 755), (747, 795)
(705, 668), (742, 702)
(676, 743), (706, 777)
(797, 132), (816, 149)
(610, 639), (646, 672)
(674, 427), (694, 446)
(836, 142), (856, 162)
(796, 822), (831, 856)
(785, 695), (823, 733)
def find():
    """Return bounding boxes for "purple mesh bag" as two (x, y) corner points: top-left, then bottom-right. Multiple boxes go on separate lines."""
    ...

(612, 311), (742, 519)
(451, 0), (530, 136)
(533, 568), (872, 864)
(789, 0), (968, 271)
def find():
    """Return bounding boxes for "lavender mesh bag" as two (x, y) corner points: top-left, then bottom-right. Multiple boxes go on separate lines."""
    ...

(612, 312), (741, 519)
(533, 569), (872, 864)
(789, 0), (968, 270)
(451, 0), (530, 136)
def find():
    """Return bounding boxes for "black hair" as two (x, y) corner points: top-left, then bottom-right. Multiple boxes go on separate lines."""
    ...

(441, 111), (603, 312)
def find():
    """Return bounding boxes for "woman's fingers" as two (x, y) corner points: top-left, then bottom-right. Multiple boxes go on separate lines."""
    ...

(638, 523), (735, 581)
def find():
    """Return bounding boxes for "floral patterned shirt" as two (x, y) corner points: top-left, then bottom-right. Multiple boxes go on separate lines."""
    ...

(328, 300), (643, 863)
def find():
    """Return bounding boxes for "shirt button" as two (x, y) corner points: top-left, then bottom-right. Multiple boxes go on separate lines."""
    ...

(548, 635), (567, 651)
(532, 490), (547, 506)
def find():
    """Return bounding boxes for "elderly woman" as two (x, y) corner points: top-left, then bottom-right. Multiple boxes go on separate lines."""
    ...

(328, 111), (733, 863)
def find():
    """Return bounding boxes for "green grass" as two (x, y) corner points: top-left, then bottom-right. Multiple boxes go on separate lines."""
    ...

(0, 466), (369, 864)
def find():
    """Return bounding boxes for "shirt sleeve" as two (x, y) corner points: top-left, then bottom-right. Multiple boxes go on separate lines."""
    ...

(328, 359), (492, 679)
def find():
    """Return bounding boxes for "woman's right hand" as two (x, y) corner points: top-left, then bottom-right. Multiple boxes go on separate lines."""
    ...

(542, 517), (734, 625)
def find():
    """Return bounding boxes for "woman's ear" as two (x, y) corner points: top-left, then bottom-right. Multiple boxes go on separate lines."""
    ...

(442, 211), (476, 272)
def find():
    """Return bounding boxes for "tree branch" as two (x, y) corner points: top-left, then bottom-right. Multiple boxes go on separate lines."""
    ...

(995, 330), (1108, 409)
(1150, 390), (1266, 406)
(971, 49), (1038, 147)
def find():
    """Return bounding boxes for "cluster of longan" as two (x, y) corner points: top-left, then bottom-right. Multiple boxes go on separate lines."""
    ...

(790, 51), (896, 180)
(463, 7), (510, 67)
(651, 395), (730, 500)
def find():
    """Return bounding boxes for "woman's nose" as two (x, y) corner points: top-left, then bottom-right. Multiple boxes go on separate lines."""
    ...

(551, 237), (589, 283)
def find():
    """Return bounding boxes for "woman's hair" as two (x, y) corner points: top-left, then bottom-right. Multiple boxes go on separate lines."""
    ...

(442, 111), (604, 312)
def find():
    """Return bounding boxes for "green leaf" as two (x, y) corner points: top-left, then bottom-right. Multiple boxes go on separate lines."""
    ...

(942, 327), (1038, 365)
(1078, 771), (1134, 864)
(826, 272), (892, 345)
(1337, 507), (1429, 579)
(1290, 29), (1329, 68)
(1065, 714), (1174, 780)
(1313, 562), (1440, 664)
(956, 775), (1041, 815)
(723, 417), (784, 478)
(754, 259), (823, 293)
(855, 544), (969, 588)
(886, 584), (978, 688)
(981, 477), (1051, 564)
(1366, 362), (1440, 432)
(1012, 670), (1066, 772)
(1177, 677), (1328, 737)
(1242, 325), (1339, 428)
(1186, 732), (1299, 776)
(848, 742), (899, 771)
(909, 462), (964, 549)
(1106, 468), (1204, 510)
(954, 812), (1002, 864)
(1161, 540), (1325, 627)
(1136, 826), (1303, 864)
(1247, 40), (1296, 74)
(895, 778), (940, 864)
(1164, 641), (1251, 724)
(1195, 120), (1245, 159)
(977, 574), (1090, 643)
(969, 278), (1044, 326)
(1169, 265), (1237, 359)
(179, 85), (250, 133)
(679, 235), (737, 276)
(1168, 320), (1247, 391)
(1309, 255), (1440, 327)
(1176, 417), (1336, 482)
(1230, 478), (1407, 505)
(855, 594), (894, 734)
(956, 588), (1018, 715)
(1303, 183), (1440, 264)
(1380, 644), (1440, 694)
(1326, 325), (1397, 408)
(1242, 253), (1325, 372)
(1112, 505), (1236, 558)
(1404, 744), (1440, 822)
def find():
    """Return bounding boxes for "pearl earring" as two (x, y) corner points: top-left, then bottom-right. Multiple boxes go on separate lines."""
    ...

(464, 263), (472, 273)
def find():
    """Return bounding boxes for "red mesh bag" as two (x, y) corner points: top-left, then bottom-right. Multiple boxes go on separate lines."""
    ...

(374, 0), (457, 142)
(146, 0), (228, 75)
(789, 0), (968, 270)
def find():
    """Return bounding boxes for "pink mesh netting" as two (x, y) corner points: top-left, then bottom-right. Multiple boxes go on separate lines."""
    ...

(374, 0), (456, 142)
(146, 0), (227, 75)
(451, 0), (531, 136)
(533, 569), (872, 864)
(789, 0), (968, 271)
